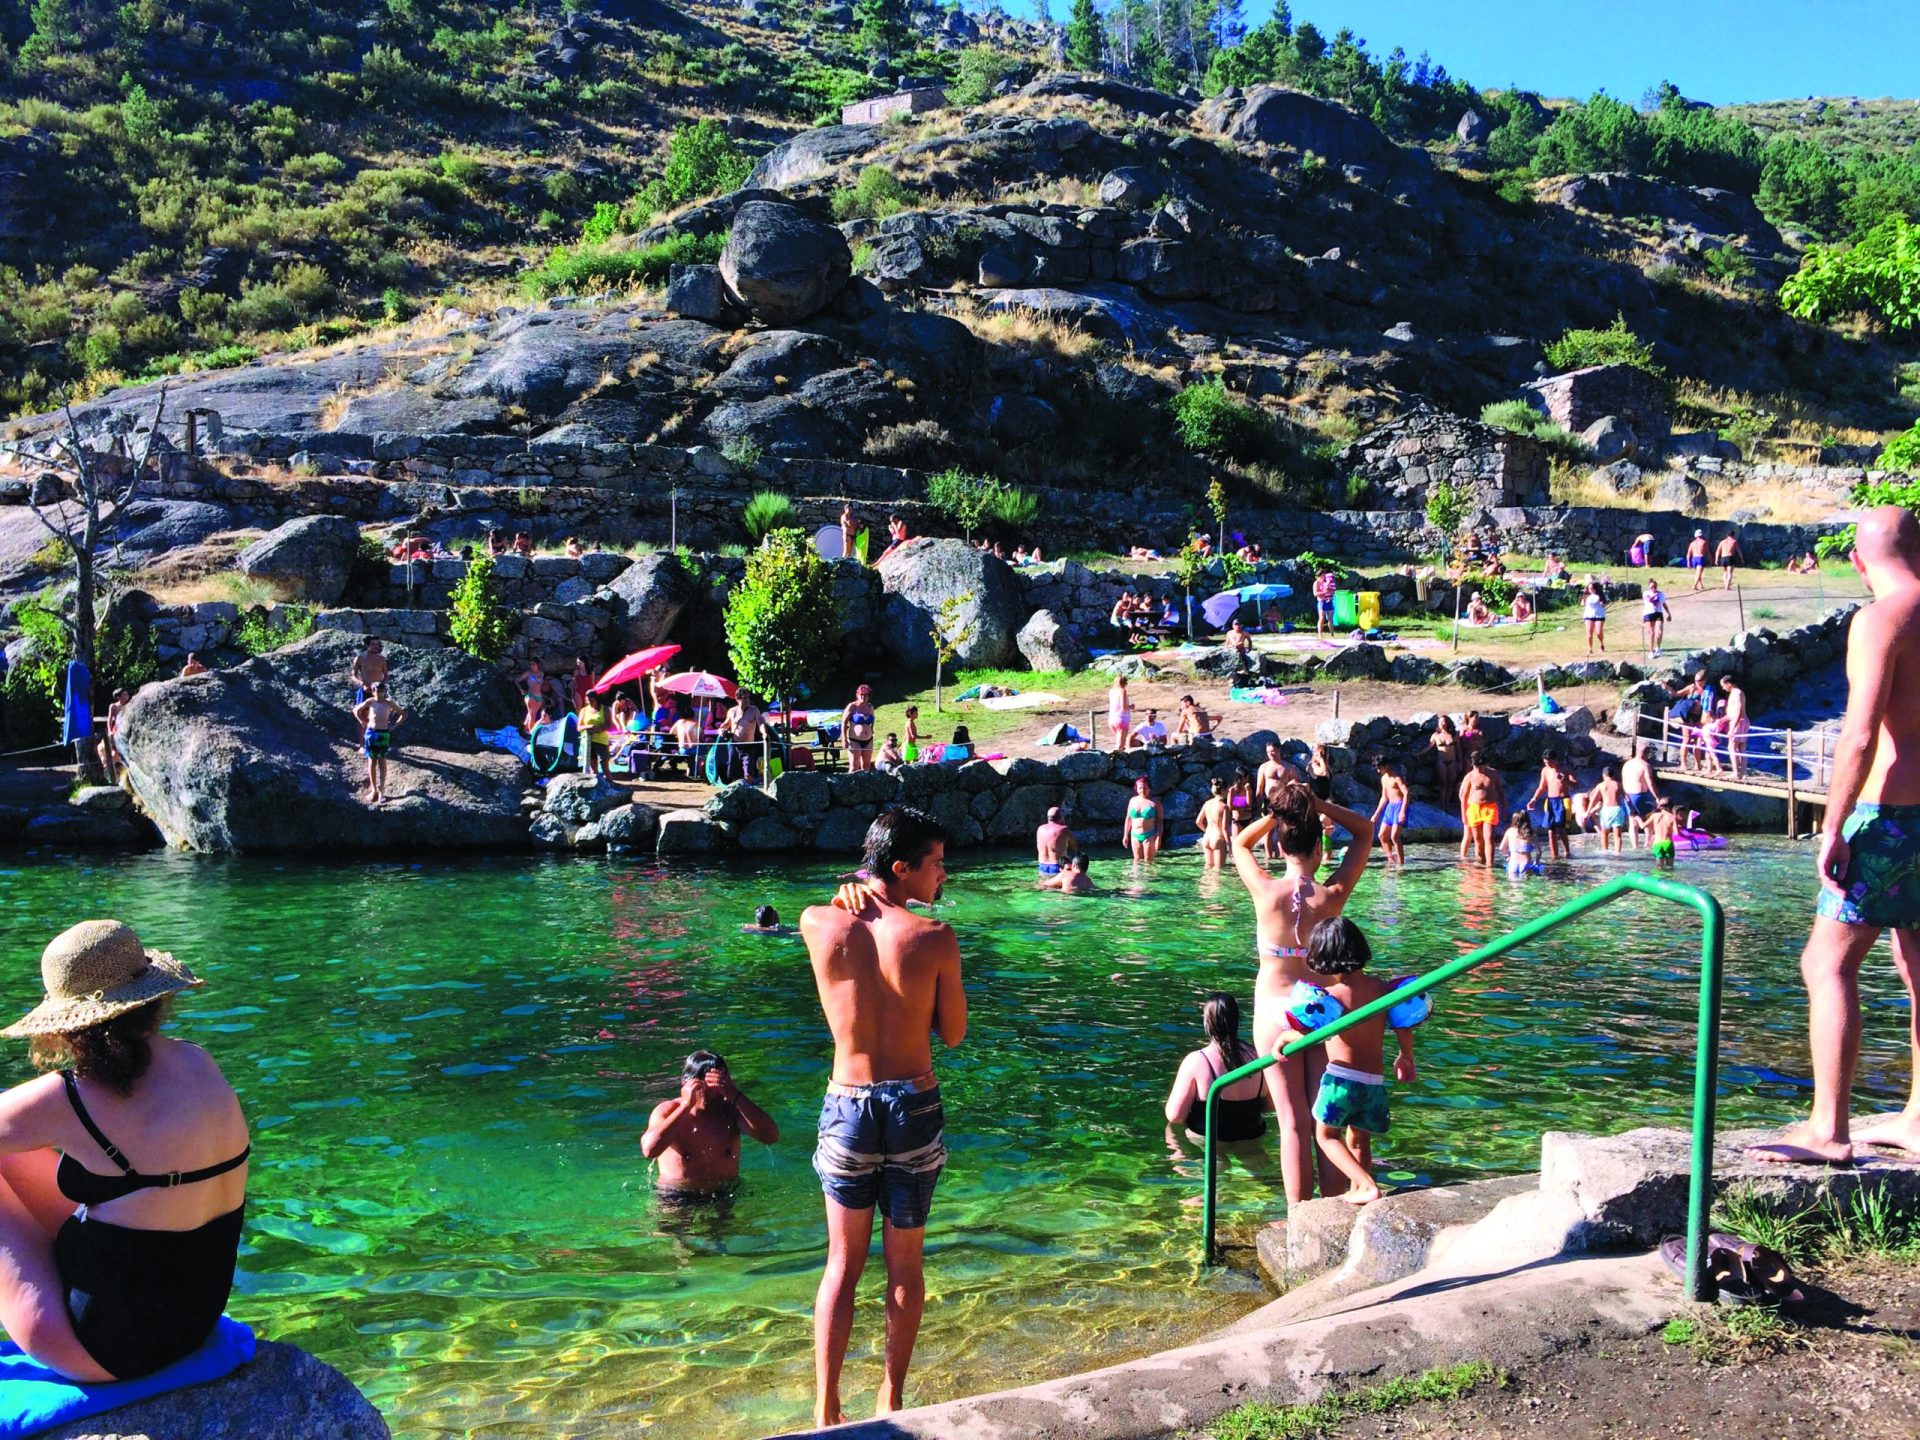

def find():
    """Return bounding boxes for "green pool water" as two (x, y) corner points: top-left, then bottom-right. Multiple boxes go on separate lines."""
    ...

(0, 840), (1910, 1439)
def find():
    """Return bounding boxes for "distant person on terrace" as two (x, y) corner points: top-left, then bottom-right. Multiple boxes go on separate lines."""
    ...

(1751, 508), (1920, 1166)
(513, 532), (533, 558)
(1717, 531), (1743, 590)
(1312, 569), (1338, 638)
(1510, 589), (1534, 623)
(1223, 619), (1253, 658)
(840, 504), (857, 557)
(877, 514), (909, 562)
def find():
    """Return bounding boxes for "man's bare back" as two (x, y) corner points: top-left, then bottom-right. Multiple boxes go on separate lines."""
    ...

(802, 898), (962, 1085)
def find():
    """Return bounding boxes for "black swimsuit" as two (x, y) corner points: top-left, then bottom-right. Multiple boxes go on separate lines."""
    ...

(54, 1071), (249, 1379)
(1182, 1049), (1267, 1143)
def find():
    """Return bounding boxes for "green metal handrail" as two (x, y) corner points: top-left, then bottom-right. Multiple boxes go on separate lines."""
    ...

(1201, 873), (1726, 1301)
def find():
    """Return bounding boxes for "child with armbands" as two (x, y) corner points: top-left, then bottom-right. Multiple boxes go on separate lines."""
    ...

(1284, 916), (1431, 1205)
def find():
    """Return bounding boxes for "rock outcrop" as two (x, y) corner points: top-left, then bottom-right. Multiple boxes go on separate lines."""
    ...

(718, 201), (852, 324)
(1015, 608), (1090, 672)
(235, 515), (363, 605)
(874, 537), (1024, 669)
(1196, 85), (1422, 177)
(597, 550), (695, 651)
(117, 632), (527, 853)
(35, 1340), (389, 1440)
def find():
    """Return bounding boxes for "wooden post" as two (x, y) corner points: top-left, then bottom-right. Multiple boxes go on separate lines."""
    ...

(1333, 688), (1341, 720)
(1786, 729), (1798, 837)
(1735, 583), (1746, 639)
(1089, 708), (1098, 750)
(1817, 727), (1828, 789)
(1452, 581), (1462, 653)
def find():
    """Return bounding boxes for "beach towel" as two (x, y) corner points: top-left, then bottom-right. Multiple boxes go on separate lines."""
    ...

(59, 660), (92, 747)
(475, 726), (531, 763)
(1037, 723), (1088, 746)
(977, 692), (1067, 711)
(0, 1317), (254, 1439)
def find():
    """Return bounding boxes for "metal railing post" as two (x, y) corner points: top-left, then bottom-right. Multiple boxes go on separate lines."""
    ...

(1202, 875), (1725, 1303)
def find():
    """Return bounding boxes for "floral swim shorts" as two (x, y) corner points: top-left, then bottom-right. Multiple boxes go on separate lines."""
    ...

(1817, 804), (1920, 930)
(1312, 1062), (1390, 1135)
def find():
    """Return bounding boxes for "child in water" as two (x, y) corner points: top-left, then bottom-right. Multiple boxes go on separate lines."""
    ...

(1585, 763), (1629, 853)
(1646, 798), (1680, 867)
(1042, 853), (1094, 894)
(1503, 811), (1542, 877)
(1304, 917), (1417, 1206)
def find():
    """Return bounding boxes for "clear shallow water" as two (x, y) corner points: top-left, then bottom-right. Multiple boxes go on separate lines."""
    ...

(0, 841), (1910, 1438)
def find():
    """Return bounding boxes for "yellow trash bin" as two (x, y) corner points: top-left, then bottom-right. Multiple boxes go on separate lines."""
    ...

(1356, 591), (1381, 630)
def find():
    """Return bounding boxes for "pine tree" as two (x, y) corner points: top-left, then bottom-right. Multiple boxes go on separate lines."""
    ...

(855, 0), (909, 59)
(1065, 0), (1103, 70)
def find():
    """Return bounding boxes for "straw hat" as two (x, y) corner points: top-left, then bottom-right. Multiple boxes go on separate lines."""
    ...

(4, 921), (200, 1038)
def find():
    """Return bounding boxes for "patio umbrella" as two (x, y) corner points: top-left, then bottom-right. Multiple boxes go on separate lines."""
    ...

(656, 671), (738, 700)
(590, 644), (681, 694)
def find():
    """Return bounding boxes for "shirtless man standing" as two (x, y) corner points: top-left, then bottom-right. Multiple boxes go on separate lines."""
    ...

(726, 691), (764, 782)
(1621, 740), (1663, 848)
(1256, 742), (1304, 857)
(803, 809), (966, 1425)
(640, 1051), (779, 1195)
(1716, 531), (1742, 591)
(352, 682), (407, 803)
(1525, 752), (1575, 860)
(350, 637), (388, 705)
(1750, 507), (1920, 1165)
(1458, 756), (1503, 868)
(1685, 529), (1709, 592)
(1720, 676), (1750, 779)
(1035, 806), (1078, 882)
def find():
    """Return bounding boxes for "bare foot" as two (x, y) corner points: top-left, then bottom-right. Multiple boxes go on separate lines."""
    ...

(1746, 1122), (1854, 1166)
(875, 1384), (904, 1416)
(813, 1402), (846, 1428)
(1340, 1182), (1382, 1205)
(1853, 1110), (1920, 1155)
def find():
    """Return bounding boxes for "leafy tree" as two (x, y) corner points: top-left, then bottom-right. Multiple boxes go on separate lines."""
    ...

(924, 467), (1002, 538)
(448, 556), (513, 662)
(854, 0), (908, 60)
(635, 119), (754, 219)
(724, 529), (841, 715)
(18, 0), (74, 67)
(1169, 379), (1268, 461)
(1758, 136), (1847, 237)
(1875, 419), (1920, 473)
(1780, 214), (1920, 332)
(1205, 477), (1228, 550)
(1424, 477), (1467, 563)
(949, 44), (1020, 105)
(928, 595), (976, 712)
(1064, 0), (1102, 70)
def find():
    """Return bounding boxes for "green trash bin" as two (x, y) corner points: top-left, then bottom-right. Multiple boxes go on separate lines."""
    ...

(1331, 590), (1358, 628)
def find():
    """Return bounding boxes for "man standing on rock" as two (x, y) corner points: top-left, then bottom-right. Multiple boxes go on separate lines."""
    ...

(1751, 507), (1920, 1166)
(803, 808), (965, 1426)
(352, 682), (407, 804)
(350, 637), (387, 705)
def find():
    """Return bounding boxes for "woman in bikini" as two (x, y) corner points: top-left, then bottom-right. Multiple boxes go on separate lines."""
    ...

(1428, 714), (1461, 805)
(1232, 785), (1377, 1202)
(1124, 776), (1163, 861)
(841, 684), (878, 773)
(1108, 676), (1133, 753)
(521, 660), (546, 734)
(1197, 778), (1233, 870)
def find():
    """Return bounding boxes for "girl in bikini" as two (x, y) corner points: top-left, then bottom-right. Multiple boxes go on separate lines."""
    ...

(1232, 785), (1377, 1203)
(521, 660), (546, 734)
(1108, 676), (1132, 753)
(1197, 779), (1233, 870)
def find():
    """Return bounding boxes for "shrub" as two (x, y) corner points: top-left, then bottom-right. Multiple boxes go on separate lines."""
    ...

(1877, 419), (1920, 472)
(947, 45), (1018, 106)
(233, 605), (315, 656)
(1543, 313), (1662, 375)
(989, 483), (1040, 532)
(831, 165), (914, 222)
(1169, 379), (1269, 462)
(723, 436), (766, 469)
(741, 490), (795, 544)
(635, 119), (753, 219)
(448, 555), (512, 662)
(580, 200), (624, 245)
(924, 467), (1001, 538)
(520, 230), (726, 298)
(1480, 399), (1548, 433)
(863, 419), (956, 465)
(1424, 477), (1468, 541)
(1781, 214), (1920, 332)
(1704, 246), (1756, 285)
(229, 281), (302, 333)
(724, 529), (840, 709)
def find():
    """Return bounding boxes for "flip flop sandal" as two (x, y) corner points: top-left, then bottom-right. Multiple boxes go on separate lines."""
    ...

(1709, 1232), (1806, 1306)
(1660, 1235), (1763, 1305)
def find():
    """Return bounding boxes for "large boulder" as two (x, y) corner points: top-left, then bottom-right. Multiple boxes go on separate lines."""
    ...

(35, 1340), (389, 1440)
(598, 550), (695, 649)
(1580, 415), (1637, 464)
(1196, 85), (1417, 175)
(874, 537), (1025, 670)
(109, 499), (236, 557)
(116, 632), (527, 853)
(235, 515), (363, 605)
(1015, 608), (1089, 672)
(719, 202), (852, 324)
(745, 125), (883, 190)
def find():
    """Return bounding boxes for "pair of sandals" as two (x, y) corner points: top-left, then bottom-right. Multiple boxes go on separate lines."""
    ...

(1659, 1232), (1804, 1306)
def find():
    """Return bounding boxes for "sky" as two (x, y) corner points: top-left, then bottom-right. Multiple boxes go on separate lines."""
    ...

(1249, 0), (1920, 105)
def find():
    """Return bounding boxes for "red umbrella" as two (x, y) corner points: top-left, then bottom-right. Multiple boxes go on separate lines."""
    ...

(590, 644), (681, 694)
(656, 670), (738, 700)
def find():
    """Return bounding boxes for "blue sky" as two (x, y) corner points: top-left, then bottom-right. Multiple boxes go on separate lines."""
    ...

(1006, 1), (1920, 106)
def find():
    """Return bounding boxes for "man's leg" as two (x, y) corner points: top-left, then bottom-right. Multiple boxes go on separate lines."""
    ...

(1749, 917), (1881, 1164)
(876, 1220), (926, 1415)
(813, 1198), (874, 1428)
(1854, 926), (1920, 1153)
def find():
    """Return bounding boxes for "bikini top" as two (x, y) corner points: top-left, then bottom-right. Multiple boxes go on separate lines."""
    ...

(56, 1071), (250, 1207)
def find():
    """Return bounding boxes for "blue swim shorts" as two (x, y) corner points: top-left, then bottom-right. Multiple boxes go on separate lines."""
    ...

(1817, 804), (1920, 931)
(1312, 1062), (1390, 1135)
(813, 1079), (947, 1228)
(1543, 796), (1567, 830)
(1379, 802), (1404, 828)
(1037, 861), (1061, 876)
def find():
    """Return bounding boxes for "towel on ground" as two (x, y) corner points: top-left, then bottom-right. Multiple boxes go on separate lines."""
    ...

(977, 692), (1066, 710)
(0, 1317), (254, 1438)
(475, 726), (531, 763)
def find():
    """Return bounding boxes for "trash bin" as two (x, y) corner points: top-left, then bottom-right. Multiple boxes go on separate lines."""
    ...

(1414, 574), (1431, 603)
(1356, 591), (1381, 630)
(1332, 590), (1357, 628)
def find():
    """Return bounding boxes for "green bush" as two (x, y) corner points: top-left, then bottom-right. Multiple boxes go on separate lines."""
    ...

(723, 529), (840, 708)
(1704, 246), (1755, 284)
(1169, 379), (1269, 462)
(947, 45), (1018, 107)
(580, 200), (623, 245)
(1781, 214), (1920, 332)
(1543, 313), (1661, 375)
(233, 605), (315, 656)
(520, 230), (726, 298)
(448, 555), (512, 662)
(1878, 419), (1920, 472)
(741, 489), (796, 542)
(635, 118), (753, 219)
(989, 483), (1039, 532)
(831, 165), (914, 222)
(229, 281), (302, 333)
(723, 437), (766, 469)
(1480, 399), (1547, 433)
(924, 467), (1002, 539)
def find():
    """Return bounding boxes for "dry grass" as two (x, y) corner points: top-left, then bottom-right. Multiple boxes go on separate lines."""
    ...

(949, 298), (1109, 363)
(1549, 457), (1634, 509)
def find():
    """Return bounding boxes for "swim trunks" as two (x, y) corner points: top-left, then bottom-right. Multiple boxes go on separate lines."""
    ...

(1466, 802), (1498, 827)
(1628, 792), (1656, 818)
(1316, 597), (1334, 618)
(1379, 802), (1404, 827)
(1037, 861), (1061, 876)
(814, 1078), (946, 1228)
(1650, 838), (1676, 863)
(1687, 555), (1705, 569)
(364, 729), (392, 757)
(1816, 804), (1920, 930)
(1543, 797), (1567, 830)
(1600, 805), (1628, 830)
(1312, 1062), (1390, 1135)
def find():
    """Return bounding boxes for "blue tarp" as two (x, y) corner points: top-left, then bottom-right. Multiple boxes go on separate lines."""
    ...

(59, 659), (91, 746)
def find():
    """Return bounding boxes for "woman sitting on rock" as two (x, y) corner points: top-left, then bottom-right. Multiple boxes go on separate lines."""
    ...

(0, 921), (249, 1380)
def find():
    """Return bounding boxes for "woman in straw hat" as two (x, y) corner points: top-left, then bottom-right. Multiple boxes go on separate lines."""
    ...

(0, 920), (249, 1380)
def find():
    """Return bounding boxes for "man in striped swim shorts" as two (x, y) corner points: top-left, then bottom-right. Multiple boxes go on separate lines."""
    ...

(803, 807), (968, 1428)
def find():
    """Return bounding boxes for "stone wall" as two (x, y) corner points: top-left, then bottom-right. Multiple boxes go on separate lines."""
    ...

(1524, 364), (1671, 449)
(1336, 408), (1550, 509)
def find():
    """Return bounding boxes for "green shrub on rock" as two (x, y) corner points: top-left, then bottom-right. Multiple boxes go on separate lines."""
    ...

(449, 556), (512, 663)
(1169, 379), (1269, 462)
(831, 165), (915, 222)
(635, 119), (753, 220)
(741, 489), (796, 543)
(724, 529), (840, 710)
(1543, 313), (1661, 376)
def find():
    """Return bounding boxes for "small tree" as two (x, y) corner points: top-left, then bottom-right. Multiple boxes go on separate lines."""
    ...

(448, 555), (513, 662)
(854, 0), (909, 59)
(1173, 545), (1209, 640)
(1064, 0), (1102, 69)
(924, 467), (1001, 540)
(929, 594), (976, 713)
(724, 529), (841, 719)
(1206, 477), (1229, 554)
(1424, 477), (1468, 564)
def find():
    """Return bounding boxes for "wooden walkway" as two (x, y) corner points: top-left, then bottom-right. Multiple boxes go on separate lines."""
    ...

(1630, 711), (1834, 834)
